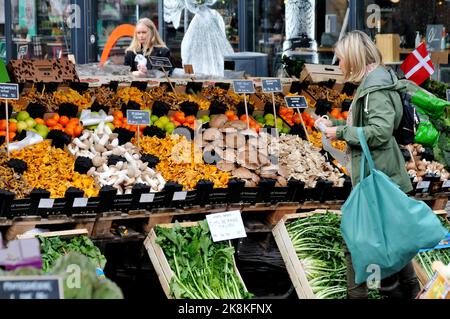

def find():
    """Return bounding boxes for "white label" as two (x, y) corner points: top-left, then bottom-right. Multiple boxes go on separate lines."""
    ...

(416, 181), (431, 190)
(38, 199), (54, 209)
(206, 210), (247, 242)
(73, 197), (88, 208)
(140, 193), (155, 203)
(172, 191), (187, 201)
(443, 180), (450, 188)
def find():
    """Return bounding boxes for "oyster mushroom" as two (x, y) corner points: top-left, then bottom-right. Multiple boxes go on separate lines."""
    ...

(203, 128), (223, 141)
(225, 133), (246, 149)
(209, 114), (229, 128)
(217, 161), (236, 172)
(232, 167), (254, 180)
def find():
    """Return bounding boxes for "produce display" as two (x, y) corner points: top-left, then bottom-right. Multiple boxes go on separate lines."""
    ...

(11, 140), (99, 198)
(155, 221), (253, 299)
(405, 144), (450, 182)
(39, 235), (107, 272)
(0, 148), (32, 199)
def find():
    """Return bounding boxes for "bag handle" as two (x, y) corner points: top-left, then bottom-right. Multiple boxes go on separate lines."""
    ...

(357, 127), (375, 181)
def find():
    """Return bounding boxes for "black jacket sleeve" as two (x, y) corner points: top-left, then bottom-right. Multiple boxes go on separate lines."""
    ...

(124, 51), (137, 71)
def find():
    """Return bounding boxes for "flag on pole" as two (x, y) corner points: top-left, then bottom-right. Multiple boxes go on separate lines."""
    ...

(400, 43), (435, 85)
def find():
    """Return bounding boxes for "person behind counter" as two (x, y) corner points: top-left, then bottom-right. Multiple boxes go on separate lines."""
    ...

(124, 18), (172, 77)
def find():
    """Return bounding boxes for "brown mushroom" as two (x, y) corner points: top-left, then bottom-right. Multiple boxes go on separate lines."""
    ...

(203, 128), (223, 141)
(217, 161), (236, 172)
(225, 133), (246, 149)
(209, 114), (229, 128)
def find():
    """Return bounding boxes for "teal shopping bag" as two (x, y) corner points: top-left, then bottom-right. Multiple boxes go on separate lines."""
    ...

(340, 128), (448, 285)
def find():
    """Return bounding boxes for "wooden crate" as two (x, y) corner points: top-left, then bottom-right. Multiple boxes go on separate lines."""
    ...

(375, 34), (401, 63)
(272, 210), (342, 299)
(300, 64), (345, 84)
(144, 221), (248, 299)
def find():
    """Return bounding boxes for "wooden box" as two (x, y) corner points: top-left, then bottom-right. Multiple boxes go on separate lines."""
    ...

(300, 64), (345, 84)
(375, 34), (401, 63)
(144, 221), (248, 299)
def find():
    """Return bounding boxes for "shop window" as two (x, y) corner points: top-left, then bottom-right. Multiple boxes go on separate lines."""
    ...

(10, 0), (72, 60)
(0, 0), (5, 62)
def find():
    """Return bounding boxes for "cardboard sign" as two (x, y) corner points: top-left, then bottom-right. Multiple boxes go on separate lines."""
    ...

(446, 89), (450, 102)
(149, 56), (173, 68)
(0, 276), (63, 299)
(284, 96), (308, 109)
(233, 80), (255, 94)
(72, 198), (88, 208)
(0, 83), (19, 100)
(38, 198), (54, 209)
(184, 64), (194, 75)
(126, 110), (151, 125)
(262, 79), (282, 93)
(206, 210), (247, 242)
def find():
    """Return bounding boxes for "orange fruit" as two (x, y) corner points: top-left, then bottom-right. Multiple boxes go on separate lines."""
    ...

(53, 124), (64, 131)
(0, 131), (6, 136)
(46, 118), (58, 127)
(129, 125), (137, 132)
(138, 125), (147, 131)
(73, 126), (82, 137)
(59, 116), (70, 126)
(172, 121), (181, 127)
(35, 118), (45, 125)
(113, 110), (124, 120)
(0, 120), (7, 131)
(341, 111), (349, 120)
(8, 132), (16, 141)
(230, 115), (239, 121)
(185, 115), (196, 124)
(8, 122), (17, 132)
(69, 118), (80, 124)
(65, 126), (74, 136)
(174, 112), (185, 123)
(240, 115), (248, 122)
(113, 119), (122, 127)
(52, 113), (60, 122)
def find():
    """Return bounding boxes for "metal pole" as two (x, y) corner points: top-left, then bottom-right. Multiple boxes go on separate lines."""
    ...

(5, 0), (13, 61)
(158, 0), (164, 41)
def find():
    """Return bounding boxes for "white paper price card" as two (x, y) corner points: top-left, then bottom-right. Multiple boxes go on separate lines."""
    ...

(172, 191), (187, 201)
(38, 198), (54, 209)
(443, 180), (450, 188)
(206, 210), (247, 242)
(73, 197), (88, 208)
(416, 181), (431, 190)
(140, 193), (155, 203)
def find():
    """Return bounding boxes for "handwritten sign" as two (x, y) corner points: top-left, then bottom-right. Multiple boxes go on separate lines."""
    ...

(0, 83), (19, 100)
(126, 110), (151, 125)
(140, 193), (155, 203)
(233, 80), (255, 94)
(262, 79), (282, 93)
(149, 56), (173, 68)
(284, 96), (308, 109)
(206, 210), (247, 242)
(0, 276), (63, 299)
(38, 198), (54, 209)
(73, 198), (88, 208)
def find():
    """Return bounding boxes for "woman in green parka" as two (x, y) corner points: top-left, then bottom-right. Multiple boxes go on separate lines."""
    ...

(315, 31), (420, 299)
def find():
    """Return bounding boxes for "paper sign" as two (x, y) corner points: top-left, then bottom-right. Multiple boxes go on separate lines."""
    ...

(126, 110), (151, 125)
(184, 64), (194, 74)
(262, 79), (282, 93)
(0, 276), (63, 299)
(72, 198), (88, 208)
(206, 210), (247, 242)
(233, 80), (255, 94)
(140, 193), (155, 203)
(0, 83), (19, 100)
(284, 96), (308, 109)
(149, 56), (173, 68)
(446, 89), (450, 102)
(416, 181), (431, 190)
(172, 191), (187, 201)
(443, 180), (450, 188)
(38, 199), (54, 209)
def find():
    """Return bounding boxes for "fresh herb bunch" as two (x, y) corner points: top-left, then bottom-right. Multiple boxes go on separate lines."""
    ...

(155, 221), (253, 299)
(39, 235), (107, 273)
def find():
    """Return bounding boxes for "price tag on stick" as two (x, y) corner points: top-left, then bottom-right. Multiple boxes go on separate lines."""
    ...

(0, 83), (19, 158)
(233, 80), (255, 131)
(126, 110), (151, 148)
(149, 57), (177, 98)
(262, 79), (283, 137)
(206, 210), (247, 242)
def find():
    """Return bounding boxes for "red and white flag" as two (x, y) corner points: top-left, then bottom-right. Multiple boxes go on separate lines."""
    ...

(400, 43), (434, 85)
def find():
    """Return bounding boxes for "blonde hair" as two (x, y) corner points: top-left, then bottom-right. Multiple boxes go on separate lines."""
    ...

(126, 18), (166, 55)
(334, 31), (383, 83)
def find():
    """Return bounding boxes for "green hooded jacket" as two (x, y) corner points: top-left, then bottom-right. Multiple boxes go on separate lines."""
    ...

(335, 66), (413, 193)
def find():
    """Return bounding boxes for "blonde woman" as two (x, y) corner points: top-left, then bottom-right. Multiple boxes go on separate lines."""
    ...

(315, 31), (419, 299)
(124, 18), (171, 76)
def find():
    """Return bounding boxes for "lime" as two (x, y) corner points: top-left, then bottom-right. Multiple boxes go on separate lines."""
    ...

(264, 114), (274, 121)
(16, 111), (30, 121)
(150, 115), (159, 123)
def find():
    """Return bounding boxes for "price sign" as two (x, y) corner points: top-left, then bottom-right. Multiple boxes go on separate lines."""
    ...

(172, 191), (187, 201)
(184, 64), (194, 75)
(446, 89), (450, 102)
(416, 181), (431, 190)
(126, 110), (151, 125)
(284, 96), (308, 109)
(443, 180), (450, 189)
(0, 83), (19, 100)
(262, 79), (282, 93)
(232, 80), (255, 94)
(73, 198), (88, 208)
(38, 198), (54, 209)
(0, 276), (63, 299)
(206, 210), (247, 242)
(140, 193), (155, 203)
(149, 56), (173, 68)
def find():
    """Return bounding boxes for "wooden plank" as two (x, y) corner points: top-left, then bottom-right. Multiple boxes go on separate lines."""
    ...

(413, 259), (430, 287)
(16, 228), (88, 239)
(144, 234), (172, 298)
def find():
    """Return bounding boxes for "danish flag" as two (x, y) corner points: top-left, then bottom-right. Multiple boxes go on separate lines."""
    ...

(400, 43), (434, 85)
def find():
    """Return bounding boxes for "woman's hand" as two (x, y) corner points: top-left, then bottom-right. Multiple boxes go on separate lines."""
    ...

(325, 127), (338, 140)
(137, 64), (148, 74)
(132, 70), (146, 77)
(314, 117), (333, 131)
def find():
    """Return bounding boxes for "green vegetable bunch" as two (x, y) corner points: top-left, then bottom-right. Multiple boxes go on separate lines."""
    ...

(39, 235), (107, 273)
(155, 221), (253, 299)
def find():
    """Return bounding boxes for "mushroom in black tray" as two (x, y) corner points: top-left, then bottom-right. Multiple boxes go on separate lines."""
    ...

(151, 100), (170, 117)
